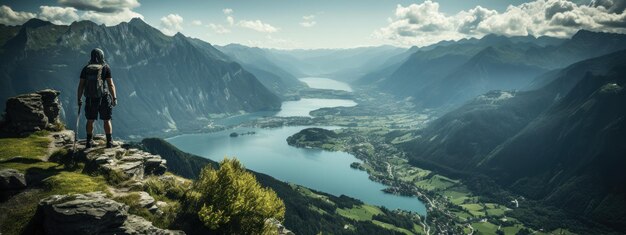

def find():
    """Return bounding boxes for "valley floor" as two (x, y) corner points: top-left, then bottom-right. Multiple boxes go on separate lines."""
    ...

(246, 86), (578, 235)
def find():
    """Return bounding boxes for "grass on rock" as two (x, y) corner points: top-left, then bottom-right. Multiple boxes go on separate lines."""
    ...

(0, 132), (50, 161)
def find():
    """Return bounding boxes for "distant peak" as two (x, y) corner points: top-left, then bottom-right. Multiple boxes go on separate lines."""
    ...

(572, 29), (596, 37)
(69, 20), (98, 27)
(479, 46), (497, 54)
(173, 32), (185, 38)
(129, 17), (148, 26)
(22, 18), (52, 28)
(479, 34), (511, 44)
(470, 46), (500, 61)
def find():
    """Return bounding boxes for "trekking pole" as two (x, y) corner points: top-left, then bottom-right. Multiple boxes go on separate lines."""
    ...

(72, 101), (82, 155)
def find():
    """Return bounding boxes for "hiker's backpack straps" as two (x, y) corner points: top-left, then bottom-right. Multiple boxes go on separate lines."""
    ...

(83, 64), (107, 98)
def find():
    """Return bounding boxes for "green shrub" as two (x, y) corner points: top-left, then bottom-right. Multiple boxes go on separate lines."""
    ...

(143, 174), (190, 201)
(180, 158), (285, 234)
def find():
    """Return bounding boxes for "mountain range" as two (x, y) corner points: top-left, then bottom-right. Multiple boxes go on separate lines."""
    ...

(0, 18), (281, 138)
(266, 45), (407, 82)
(402, 49), (626, 232)
(362, 30), (626, 110)
(214, 44), (306, 97)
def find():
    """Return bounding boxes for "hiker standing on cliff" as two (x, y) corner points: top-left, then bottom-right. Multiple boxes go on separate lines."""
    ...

(77, 48), (118, 148)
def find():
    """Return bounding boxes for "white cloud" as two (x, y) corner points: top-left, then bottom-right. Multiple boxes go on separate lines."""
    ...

(375, 1), (462, 46)
(226, 15), (234, 25)
(207, 23), (230, 34)
(457, 6), (498, 35)
(376, 0), (626, 47)
(300, 14), (316, 27)
(1, 2), (143, 27)
(58, 0), (140, 13)
(0, 5), (36, 25)
(238, 19), (279, 33)
(81, 8), (143, 26)
(38, 6), (79, 25)
(300, 21), (316, 27)
(191, 20), (202, 26)
(159, 13), (183, 36)
(220, 8), (279, 33)
(591, 0), (626, 14)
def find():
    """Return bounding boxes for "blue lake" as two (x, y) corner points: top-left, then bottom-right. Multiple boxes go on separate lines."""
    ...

(300, 77), (353, 92)
(167, 125), (427, 215)
(276, 98), (357, 117)
(169, 78), (426, 214)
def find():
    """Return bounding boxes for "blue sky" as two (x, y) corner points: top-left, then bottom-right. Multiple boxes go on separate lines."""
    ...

(1, 0), (625, 49)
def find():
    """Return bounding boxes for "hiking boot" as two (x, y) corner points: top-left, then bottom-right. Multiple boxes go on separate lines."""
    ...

(106, 141), (113, 148)
(85, 141), (93, 149)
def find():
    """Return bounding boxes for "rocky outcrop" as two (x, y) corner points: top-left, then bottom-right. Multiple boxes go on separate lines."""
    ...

(2, 89), (61, 135)
(37, 89), (61, 125)
(266, 218), (295, 235)
(37, 191), (183, 235)
(114, 215), (184, 235)
(0, 168), (27, 190)
(136, 191), (156, 209)
(80, 138), (167, 180)
(38, 191), (129, 234)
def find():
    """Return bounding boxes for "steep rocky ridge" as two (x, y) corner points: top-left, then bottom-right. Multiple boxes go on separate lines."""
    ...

(403, 50), (626, 232)
(376, 31), (626, 109)
(0, 18), (280, 138)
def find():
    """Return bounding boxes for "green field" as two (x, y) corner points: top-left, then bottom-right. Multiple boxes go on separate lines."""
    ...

(471, 221), (499, 235)
(291, 184), (334, 205)
(452, 210), (474, 221)
(442, 186), (472, 205)
(372, 220), (419, 235)
(414, 175), (457, 191)
(501, 224), (525, 234)
(461, 203), (486, 217)
(484, 203), (508, 217)
(336, 204), (383, 221)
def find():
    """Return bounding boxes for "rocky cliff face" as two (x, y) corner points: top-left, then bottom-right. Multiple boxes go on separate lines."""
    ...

(38, 191), (183, 235)
(0, 89), (292, 235)
(0, 18), (281, 138)
(1, 89), (61, 135)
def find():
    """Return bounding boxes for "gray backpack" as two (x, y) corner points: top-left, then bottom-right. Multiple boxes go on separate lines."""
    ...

(84, 64), (107, 98)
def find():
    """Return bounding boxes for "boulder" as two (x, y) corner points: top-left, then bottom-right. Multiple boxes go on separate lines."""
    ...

(82, 145), (167, 180)
(112, 215), (185, 235)
(136, 191), (155, 208)
(37, 89), (61, 127)
(38, 192), (129, 234)
(4, 93), (47, 133)
(38, 191), (185, 235)
(0, 168), (27, 190)
(266, 218), (295, 235)
(2, 89), (62, 134)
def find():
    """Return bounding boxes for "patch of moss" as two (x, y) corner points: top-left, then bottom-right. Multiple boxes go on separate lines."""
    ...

(0, 171), (108, 235)
(42, 172), (108, 195)
(0, 161), (61, 173)
(0, 189), (45, 235)
(0, 133), (50, 161)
